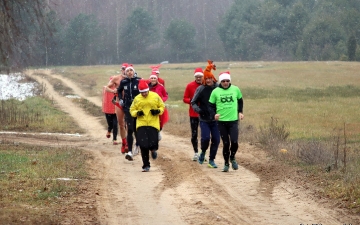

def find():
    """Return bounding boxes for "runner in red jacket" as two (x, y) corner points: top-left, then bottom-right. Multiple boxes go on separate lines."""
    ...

(183, 67), (203, 161)
(150, 65), (165, 87)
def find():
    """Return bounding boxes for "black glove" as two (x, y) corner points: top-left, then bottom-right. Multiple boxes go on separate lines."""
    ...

(137, 110), (144, 116)
(111, 96), (117, 105)
(150, 109), (160, 115)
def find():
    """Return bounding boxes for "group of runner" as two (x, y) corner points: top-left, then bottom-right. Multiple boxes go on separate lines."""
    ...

(102, 60), (244, 172)
(183, 60), (244, 172)
(102, 63), (168, 172)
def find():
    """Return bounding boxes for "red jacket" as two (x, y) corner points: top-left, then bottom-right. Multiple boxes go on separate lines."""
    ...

(102, 86), (116, 114)
(149, 83), (168, 102)
(183, 81), (201, 117)
(157, 77), (165, 87)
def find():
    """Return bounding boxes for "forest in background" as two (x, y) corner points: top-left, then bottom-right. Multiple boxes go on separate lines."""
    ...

(1, 0), (360, 72)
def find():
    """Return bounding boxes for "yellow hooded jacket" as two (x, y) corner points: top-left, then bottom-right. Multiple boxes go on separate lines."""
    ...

(130, 91), (165, 131)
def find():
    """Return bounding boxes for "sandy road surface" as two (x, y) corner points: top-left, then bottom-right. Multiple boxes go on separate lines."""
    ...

(13, 69), (358, 224)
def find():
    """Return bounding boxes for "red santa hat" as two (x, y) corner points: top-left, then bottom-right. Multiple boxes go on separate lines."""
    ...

(121, 63), (129, 69)
(219, 71), (231, 82)
(125, 64), (135, 73)
(194, 68), (204, 76)
(149, 71), (158, 79)
(150, 65), (161, 74)
(138, 79), (149, 92)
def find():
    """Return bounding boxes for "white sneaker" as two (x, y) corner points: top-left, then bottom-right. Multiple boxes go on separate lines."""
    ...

(192, 153), (199, 161)
(133, 144), (140, 156)
(125, 151), (133, 161)
(158, 132), (162, 141)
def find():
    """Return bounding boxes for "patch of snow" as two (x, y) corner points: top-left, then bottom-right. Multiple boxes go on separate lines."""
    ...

(56, 178), (79, 181)
(65, 95), (81, 99)
(0, 131), (82, 137)
(0, 73), (36, 101)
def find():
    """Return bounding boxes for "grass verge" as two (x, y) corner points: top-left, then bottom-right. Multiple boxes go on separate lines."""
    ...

(1, 97), (84, 133)
(0, 140), (94, 224)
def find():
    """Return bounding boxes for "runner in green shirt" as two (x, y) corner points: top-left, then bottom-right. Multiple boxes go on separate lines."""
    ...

(209, 71), (244, 172)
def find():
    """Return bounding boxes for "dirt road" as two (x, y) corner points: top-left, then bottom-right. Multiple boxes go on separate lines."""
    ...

(17, 69), (358, 224)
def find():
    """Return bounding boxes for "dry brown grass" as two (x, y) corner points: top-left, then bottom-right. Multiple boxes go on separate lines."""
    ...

(45, 62), (360, 143)
(50, 61), (360, 142)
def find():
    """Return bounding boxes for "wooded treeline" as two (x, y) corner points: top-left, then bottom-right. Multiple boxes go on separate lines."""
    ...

(1, 0), (359, 72)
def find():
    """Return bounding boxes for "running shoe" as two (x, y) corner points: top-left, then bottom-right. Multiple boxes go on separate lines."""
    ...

(142, 166), (150, 172)
(113, 140), (118, 145)
(192, 153), (199, 161)
(231, 159), (239, 170)
(125, 143), (128, 153)
(222, 165), (229, 172)
(208, 160), (218, 168)
(121, 143), (126, 154)
(151, 150), (158, 160)
(198, 152), (205, 164)
(133, 144), (140, 156)
(125, 152), (133, 161)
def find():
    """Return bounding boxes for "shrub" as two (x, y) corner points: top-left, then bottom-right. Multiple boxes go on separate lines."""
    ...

(257, 117), (290, 149)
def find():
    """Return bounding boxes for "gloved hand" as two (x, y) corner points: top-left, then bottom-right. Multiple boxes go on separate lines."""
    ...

(137, 110), (144, 116)
(119, 99), (124, 107)
(150, 109), (160, 115)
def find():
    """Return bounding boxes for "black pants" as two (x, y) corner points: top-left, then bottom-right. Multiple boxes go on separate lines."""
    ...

(137, 126), (158, 169)
(190, 117), (199, 153)
(217, 121), (239, 166)
(105, 113), (118, 141)
(124, 110), (136, 152)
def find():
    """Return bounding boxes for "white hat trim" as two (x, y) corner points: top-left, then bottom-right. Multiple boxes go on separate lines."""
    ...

(139, 87), (149, 92)
(219, 73), (231, 82)
(125, 66), (135, 72)
(194, 72), (204, 76)
(149, 75), (158, 79)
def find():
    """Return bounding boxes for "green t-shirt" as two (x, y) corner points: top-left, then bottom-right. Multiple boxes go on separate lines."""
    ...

(209, 85), (242, 121)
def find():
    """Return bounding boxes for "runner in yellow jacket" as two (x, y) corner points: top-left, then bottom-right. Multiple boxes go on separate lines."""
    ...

(130, 79), (165, 172)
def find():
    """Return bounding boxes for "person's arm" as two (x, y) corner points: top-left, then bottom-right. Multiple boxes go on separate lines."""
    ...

(183, 84), (191, 104)
(161, 86), (168, 102)
(157, 95), (165, 115)
(238, 97), (244, 120)
(105, 77), (117, 93)
(190, 86), (203, 113)
(129, 98), (139, 118)
(238, 98), (243, 113)
(208, 90), (217, 119)
(117, 81), (125, 106)
(236, 87), (244, 120)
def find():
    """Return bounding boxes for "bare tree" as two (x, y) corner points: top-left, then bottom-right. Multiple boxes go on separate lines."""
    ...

(0, 0), (51, 73)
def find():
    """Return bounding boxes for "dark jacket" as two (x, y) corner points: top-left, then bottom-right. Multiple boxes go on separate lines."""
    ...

(191, 83), (218, 122)
(117, 76), (142, 111)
